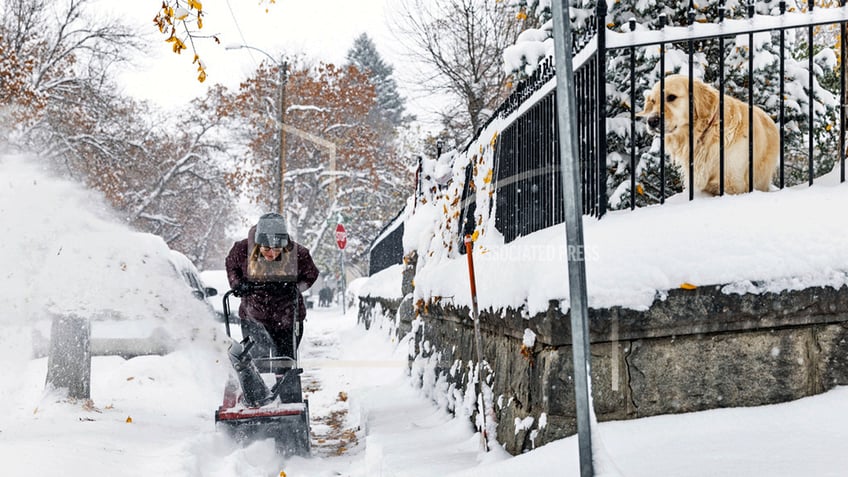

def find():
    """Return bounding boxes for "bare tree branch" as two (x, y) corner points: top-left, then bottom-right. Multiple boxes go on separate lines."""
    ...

(389, 0), (523, 141)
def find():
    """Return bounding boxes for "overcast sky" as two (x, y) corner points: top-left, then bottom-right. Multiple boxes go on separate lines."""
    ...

(112, 0), (438, 124)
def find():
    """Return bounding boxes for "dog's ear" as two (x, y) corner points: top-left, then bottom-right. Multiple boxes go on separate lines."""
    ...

(692, 80), (719, 122)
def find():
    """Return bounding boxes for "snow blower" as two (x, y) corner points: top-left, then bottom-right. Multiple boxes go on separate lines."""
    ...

(214, 285), (311, 457)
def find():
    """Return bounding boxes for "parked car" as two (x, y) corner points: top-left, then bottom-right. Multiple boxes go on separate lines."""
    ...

(31, 240), (223, 359)
(167, 250), (221, 320)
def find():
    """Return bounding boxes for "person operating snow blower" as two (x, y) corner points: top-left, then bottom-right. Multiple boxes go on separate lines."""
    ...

(225, 213), (320, 362)
(216, 213), (319, 456)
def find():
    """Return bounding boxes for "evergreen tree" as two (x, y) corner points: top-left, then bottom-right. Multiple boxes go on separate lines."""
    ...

(345, 33), (410, 129)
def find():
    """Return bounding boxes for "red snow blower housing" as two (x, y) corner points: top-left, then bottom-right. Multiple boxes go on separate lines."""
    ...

(214, 283), (311, 456)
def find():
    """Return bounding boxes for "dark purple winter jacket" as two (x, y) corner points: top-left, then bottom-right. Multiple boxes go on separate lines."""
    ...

(225, 229), (319, 330)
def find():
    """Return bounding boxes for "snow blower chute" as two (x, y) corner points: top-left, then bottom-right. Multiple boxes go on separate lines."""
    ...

(214, 284), (311, 457)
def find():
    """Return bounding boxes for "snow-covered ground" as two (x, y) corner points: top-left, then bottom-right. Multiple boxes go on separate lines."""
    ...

(2, 154), (848, 476)
(2, 303), (848, 476)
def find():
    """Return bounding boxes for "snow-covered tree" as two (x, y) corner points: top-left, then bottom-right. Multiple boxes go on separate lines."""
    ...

(389, 0), (526, 145)
(0, 34), (44, 133)
(221, 59), (413, 275)
(345, 33), (411, 130)
(123, 87), (239, 269)
(0, 0), (139, 141)
(0, 0), (238, 269)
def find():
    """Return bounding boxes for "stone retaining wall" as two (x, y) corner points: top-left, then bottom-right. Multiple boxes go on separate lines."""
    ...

(359, 283), (848, 454)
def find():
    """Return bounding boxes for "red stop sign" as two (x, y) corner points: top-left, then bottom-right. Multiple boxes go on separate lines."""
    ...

(335, 223), (347, 249)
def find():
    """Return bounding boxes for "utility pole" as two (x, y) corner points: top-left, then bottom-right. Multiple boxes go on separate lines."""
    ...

(225, 44), (289, 214)
(278, 60), (288, 214)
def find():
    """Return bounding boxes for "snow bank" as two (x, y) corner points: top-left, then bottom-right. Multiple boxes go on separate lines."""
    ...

(0, 154), (221, 409)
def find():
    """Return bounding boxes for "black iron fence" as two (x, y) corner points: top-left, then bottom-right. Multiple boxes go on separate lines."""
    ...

(368, 208), (405, 276)
(372, 0), (848, 261)
(487, 0), (847, 244)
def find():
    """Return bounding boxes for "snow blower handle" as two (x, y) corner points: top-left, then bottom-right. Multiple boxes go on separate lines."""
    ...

(221, 282), (257, 336)
(222, 289), (237, 337)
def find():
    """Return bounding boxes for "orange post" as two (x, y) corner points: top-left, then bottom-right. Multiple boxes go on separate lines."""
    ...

(464, 235), (479, 311)
(464, 234), (489, 451)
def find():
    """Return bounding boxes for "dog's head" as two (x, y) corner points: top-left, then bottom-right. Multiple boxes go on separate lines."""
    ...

(637, 75), (718, 137)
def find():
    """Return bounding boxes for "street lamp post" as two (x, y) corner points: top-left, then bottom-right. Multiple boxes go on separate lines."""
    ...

(226, 44), (288, 214)
(276, 59), (288, 213)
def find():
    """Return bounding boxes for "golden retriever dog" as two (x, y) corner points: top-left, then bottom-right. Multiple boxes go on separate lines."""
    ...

(638, 74), (779, 195)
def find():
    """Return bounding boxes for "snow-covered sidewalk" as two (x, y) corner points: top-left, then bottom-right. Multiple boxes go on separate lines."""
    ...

(281, 306), (490, 476)
(2, 303), (848, 476)
(0, 303), (486, 477)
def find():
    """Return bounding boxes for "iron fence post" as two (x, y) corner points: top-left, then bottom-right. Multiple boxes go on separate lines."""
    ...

(597, 4), (608, 218)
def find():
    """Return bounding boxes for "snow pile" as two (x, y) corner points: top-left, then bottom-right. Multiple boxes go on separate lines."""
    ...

(352, 263), (404, 300)
(503, 20), (553, 77)
(522, 328), (536, 348)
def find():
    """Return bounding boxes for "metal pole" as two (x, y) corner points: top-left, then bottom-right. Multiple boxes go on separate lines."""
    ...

(748, 3), (755, 192)
(340, 247), (346, 315)
(413, 156), (422, 213)
(809, 1), (815, 186)
(223, 45), (288, 212)
(842, 0), (847, 183)
(279, 60), (288, 214)
(551, 1), (594, 476)
(720, 6), (727, 194)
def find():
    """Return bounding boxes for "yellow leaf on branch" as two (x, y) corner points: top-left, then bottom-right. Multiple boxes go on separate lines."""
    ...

(680, 282), (697, 290)
(195, 53), (208, 82)
(166, 35), (187, 54)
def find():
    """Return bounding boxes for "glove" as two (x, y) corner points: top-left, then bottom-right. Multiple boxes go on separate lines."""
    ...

(266, 281), (296, 294)
(233, 281), (254, 297)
